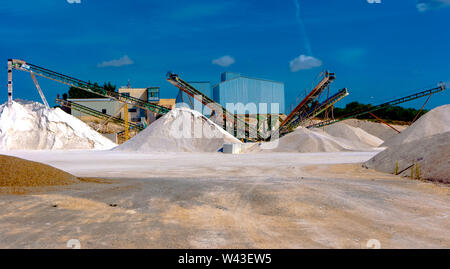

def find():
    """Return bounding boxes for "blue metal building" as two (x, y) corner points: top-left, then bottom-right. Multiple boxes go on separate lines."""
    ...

(213, 72), (285, 114)
(189, 81), (212, 99)
(175, 81), (213, 115)
(175, 81), (212, 105)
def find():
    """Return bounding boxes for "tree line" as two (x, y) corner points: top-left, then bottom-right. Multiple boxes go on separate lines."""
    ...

(319, 101), (427, 123)
(60, 81), (117, 99)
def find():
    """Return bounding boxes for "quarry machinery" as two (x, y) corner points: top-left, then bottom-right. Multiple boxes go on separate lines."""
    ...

(283, 88), (349, 134)
(166, 72), (264, 141)
(123, 103), (129, 141)
(280, 71), (335, 128)
(55, 97), (144, 132)
(8, 59), (170, 116)
(307, 83), (447, 129)
(7, 60), (12, 107)
(269, 71), (344, 139)
(30, 72), (50, 109)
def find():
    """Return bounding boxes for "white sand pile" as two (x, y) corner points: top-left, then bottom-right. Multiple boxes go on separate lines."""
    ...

(365, 132), (450, 183)
(342, 118), (408, 141)
(115, 107), (241, 152)
(382, 105), (450, 147)
(245, 126), (375, 153)
(312, 122), (384, 147)
(0, 100), (116, 150)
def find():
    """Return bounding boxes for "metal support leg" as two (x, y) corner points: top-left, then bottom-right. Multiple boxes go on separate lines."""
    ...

(30, 72), (50, 109)
(7, 59), (13, 107)
(369, 112), (401, 133)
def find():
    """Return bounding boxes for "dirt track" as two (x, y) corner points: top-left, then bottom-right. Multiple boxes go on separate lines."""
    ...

(0, 151), (448, 249)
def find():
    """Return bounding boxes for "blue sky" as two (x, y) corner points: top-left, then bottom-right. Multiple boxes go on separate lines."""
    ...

(1, 0), (449, 112)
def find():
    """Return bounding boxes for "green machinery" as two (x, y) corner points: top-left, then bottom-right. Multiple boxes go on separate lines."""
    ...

(307, 83), (447, 129)
(55, 98), (144, 132)
(9, 59), (170, 116)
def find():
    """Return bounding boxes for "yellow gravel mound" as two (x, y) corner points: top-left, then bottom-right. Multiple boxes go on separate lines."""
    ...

(0, 155), (77, 187)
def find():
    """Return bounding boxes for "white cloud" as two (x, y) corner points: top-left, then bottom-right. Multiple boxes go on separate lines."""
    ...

(212, 55), (235, 67)
(67, 0), (81, 3)
(417, 3), (429, 11)
(289, 54), (322, 72)
(417, 0), (450, 12)
(97, 55), (134, 68)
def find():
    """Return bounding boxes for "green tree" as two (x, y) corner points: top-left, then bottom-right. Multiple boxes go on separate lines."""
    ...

(67, 81), (117, 99)
(317, 101), (427, 122)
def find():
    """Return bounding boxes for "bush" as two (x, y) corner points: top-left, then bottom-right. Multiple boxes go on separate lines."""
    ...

(66, 81), (117, 99)
(319, 102), (427, 122)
